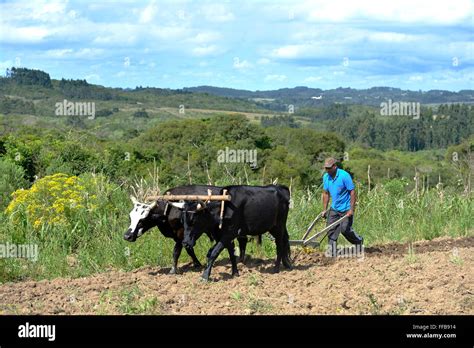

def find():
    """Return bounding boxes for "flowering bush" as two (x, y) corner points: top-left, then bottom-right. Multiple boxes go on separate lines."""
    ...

(5, 173), (105, 229)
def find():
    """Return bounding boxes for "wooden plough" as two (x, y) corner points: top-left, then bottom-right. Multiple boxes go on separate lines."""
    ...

(266, 212), (349, 248)
(289, 212), (349, 248)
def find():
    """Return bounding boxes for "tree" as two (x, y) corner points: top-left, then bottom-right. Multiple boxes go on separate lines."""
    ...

(133, 109), (149, 118)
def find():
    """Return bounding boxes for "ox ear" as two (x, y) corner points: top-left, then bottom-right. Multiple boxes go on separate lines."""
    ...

(196, 201), (206, 211)
(130, 195), (139, 205)
(170, 202), (185, 209)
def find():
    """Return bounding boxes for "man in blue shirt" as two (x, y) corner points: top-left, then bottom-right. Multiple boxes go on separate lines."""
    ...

(322, 157), (363, 257)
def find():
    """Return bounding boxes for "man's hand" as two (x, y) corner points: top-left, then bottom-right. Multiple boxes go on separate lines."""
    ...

(322, 210), (328, 218)
(346, 209), (354, 217)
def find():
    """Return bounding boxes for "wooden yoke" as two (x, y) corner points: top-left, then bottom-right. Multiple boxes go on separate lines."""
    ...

(219, 189), (227, 229)
(146, 194), (231, 202)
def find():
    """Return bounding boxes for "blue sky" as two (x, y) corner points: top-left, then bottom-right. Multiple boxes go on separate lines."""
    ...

(0, 0), (473, 91)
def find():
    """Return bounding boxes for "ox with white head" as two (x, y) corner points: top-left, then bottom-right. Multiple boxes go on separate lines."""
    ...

(124, 196), (159, 242)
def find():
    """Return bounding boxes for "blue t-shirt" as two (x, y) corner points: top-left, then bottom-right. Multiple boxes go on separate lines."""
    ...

(323, 168), (354, 212)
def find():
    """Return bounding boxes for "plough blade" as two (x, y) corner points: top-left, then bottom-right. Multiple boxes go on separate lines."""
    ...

(289, 239), (320, 248)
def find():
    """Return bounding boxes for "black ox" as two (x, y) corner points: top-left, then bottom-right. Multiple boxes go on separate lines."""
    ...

(181, 185), (293, 281)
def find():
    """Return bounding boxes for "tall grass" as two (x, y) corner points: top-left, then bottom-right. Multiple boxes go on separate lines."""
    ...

(0, 177), (472, 283)
(287, 184), (473, 246)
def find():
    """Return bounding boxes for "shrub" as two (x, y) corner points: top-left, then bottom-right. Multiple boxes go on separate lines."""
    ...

(133, 109), (149, 118)
(0, 159), (29, 209)
(5, 173), (107, 230)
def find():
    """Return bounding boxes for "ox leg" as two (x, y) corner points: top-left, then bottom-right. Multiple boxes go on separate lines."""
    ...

(169, 241), (182, 274)
(226, 241), (239, 277)
(282, 227), (293, 270)
(270, 229), (283, 273)
(207, 245), (215, 259)
(237, 236), (247, 264)
(201, 241), (225, 281)
(184, 245), (202, 269)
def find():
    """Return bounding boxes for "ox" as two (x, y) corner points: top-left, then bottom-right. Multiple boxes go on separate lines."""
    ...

(181, 185), (292, 281)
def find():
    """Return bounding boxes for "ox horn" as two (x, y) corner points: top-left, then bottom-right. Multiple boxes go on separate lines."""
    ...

(130, 195), (139, 205)
(196, 200), (207, 211)
(170, 202), (185, 209)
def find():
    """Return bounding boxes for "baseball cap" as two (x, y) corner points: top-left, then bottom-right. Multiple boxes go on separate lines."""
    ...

(324, 157), (336, 168)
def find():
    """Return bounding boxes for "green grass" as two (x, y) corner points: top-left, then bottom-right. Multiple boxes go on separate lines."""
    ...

(0, 183), (472, 284)
(98, 285), (162, 314)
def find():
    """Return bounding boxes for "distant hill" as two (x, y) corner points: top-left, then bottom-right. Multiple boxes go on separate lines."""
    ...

(185, 85), (474, 109)
(0, 67), (472, 155)
(1, 67), (473, 115)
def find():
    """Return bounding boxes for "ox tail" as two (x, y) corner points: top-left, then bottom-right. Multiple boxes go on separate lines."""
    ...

(283, 228), (292, 268)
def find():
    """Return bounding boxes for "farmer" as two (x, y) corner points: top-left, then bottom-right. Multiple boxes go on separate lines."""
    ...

(322, 157), (364, 257)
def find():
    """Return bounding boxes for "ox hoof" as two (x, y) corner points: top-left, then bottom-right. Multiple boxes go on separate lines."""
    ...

(192, 263), (202, 269)
(283, 260), (293, 270)
(231, 271), (240, 278)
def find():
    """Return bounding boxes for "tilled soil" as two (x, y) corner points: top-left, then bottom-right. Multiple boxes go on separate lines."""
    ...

(0, 236), (472, 315)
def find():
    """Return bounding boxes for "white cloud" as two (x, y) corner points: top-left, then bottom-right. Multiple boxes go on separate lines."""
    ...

(149, 25), (189, 40)
(192, 45), (220, 57)
(45, 48), (74, 58)
(270, 44), (334, 59)
(297, 0), (473, 25)
(0, 0), (68, 23)
(368, 32), (418, 43)
(409, 75), (423, 82)
(1, 0), (472, 90)
(200, 4), (235, 22)
(139, 0), (158, 24)
(190, 32), (222, 44)
(233, 58), (253, 69)
(0, 25), (51, 43)
(44, 48), (104, 59)
(0, 60), (13, 71)
(264, 74), (287, 82)
(304, 76), (323, 82)
(93, 29), (138, 46)
(84, 74), (100, 82)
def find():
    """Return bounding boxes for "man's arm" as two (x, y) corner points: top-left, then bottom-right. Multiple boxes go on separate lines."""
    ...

(347, 189), (356, 217)
(322, 191), (329, 217)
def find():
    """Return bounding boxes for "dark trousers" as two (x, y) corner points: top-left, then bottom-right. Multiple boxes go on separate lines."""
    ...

(326, 208), (363, 257)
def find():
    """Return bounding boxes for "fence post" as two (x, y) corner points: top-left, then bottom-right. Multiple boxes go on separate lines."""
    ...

(367, 165), (371, 192)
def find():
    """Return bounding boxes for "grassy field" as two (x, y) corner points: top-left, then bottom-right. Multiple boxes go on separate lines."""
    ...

(0, 173), (471, 284)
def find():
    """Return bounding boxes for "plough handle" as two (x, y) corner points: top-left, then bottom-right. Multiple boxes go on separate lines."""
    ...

(303, 214), (349, 245)
(301, 212), (323, 241)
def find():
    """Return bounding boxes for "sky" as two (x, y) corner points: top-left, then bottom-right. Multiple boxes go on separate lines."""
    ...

(0, 0), (473, 91)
